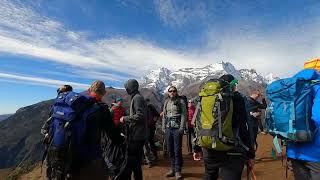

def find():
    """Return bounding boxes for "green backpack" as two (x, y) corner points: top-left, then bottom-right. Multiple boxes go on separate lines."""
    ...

(195, 79), (235, 151)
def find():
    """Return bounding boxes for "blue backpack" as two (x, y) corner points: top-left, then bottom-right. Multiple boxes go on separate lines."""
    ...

(265, 77), (319, 142)
(49, 92), (97, 151)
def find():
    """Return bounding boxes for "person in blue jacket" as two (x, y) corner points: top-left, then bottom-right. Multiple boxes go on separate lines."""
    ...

(287, 66), (320, 180)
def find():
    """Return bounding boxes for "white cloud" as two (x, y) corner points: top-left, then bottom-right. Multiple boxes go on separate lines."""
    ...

(0, 0), (318, 83)
(0, 72), (90, 89)
(202, 17), (320, 77)
(0, 0), (202, 79)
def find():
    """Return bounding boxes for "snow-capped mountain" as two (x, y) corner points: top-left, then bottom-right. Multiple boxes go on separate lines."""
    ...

(141, 61), (278, 93)
(239, 69), (266, 84)
(265, 73), (280, 84)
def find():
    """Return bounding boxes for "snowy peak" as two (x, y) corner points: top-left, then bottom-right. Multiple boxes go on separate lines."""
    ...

(239, 69), (265, 84)
(141, 61), (276, 93)
(265, 73), (280, 84)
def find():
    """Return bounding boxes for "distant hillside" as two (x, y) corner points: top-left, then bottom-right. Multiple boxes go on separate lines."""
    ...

(0, 114), (12, 122)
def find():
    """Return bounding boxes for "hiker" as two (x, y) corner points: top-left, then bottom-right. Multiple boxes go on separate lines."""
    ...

(267, 59), (320, 180)
(46, 81), (123, 180)
(146, 98), (160, 161)
(143, 98), (160, 168)
(162, 86), (187, 180)
(41, 85), (73, 180)
(193, 74), (255, 180)
(245, 90), (267, 151)
(110, 97), (126, 127)
(118, 79), (148, 180)
(187, 99), (196, 154)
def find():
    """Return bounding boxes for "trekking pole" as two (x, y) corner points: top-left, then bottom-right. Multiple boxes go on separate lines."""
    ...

(251, 167), (257, 180)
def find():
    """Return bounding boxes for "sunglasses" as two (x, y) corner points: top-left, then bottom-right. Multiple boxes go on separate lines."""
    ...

(168, 90), (177, 93)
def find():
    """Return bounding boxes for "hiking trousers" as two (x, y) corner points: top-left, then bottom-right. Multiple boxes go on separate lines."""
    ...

(148, 126), (158, 158)
(47, 146), (68, 180)
(202, 148), (245, 180)
(118, 140), (145, 180)
(143, 143), (153, 164)
(291, 159), (320, 180)
(166, 128), (183, 173)
(187, 127), (195, 153)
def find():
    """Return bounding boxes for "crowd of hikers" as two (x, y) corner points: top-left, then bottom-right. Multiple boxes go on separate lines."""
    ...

(40, 59), (320, 180)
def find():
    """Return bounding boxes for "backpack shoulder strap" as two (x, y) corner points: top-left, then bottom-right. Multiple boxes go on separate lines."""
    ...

(163, 99), (170, 117)
(191, 100), (201, 127)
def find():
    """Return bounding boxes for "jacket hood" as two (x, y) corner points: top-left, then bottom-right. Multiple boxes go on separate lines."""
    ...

(294, 69), (320, 81)
(124, 79), (139, 95)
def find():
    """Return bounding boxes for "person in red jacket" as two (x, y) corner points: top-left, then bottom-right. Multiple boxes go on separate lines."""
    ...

(187, 99), (196, 153)
(110, 97), (126, 127)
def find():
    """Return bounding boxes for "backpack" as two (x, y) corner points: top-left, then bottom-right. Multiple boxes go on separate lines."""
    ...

(47, 92), (100, 167)
(195, 79), (235, 151)
(265, 77), (319, 142)
(146, 104), (159, 125)
(179, 95), (188, 113)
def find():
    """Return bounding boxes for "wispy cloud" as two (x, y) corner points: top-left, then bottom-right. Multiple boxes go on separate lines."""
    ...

(0, 0), (201, 80)
(0, 0), (318, 82)
(0, 72), (90, 89)
(153, 0), (208, 28)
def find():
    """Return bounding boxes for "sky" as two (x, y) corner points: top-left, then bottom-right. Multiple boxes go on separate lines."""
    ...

(1, 0), (319, 114)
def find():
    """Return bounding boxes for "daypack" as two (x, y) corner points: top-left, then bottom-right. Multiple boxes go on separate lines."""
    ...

(195, 79), (235, 151)
(146, 104), (159, 126)
(47, 92), (101, 166)
(265, 77), (319, 142)
(179, 95), (188, 114)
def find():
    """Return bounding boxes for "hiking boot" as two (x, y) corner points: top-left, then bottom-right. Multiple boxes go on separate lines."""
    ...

(175, 172), (183, 180)
(166, 170), (175, 177)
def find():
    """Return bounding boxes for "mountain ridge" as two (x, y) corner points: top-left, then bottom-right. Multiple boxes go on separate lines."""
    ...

(141, 61), (279, 94)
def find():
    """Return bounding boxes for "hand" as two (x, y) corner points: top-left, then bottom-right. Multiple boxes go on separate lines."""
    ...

(160, 112), (164, 118)
(44, 133), (49, 139)
(120, 117), (124, 123)
(162, 128), (166, 133)
(250, 112), (261, 118)
(193, 152), (203, 161)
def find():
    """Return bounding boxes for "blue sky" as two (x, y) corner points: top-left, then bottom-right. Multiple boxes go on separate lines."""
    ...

(1, 0), (319, 114)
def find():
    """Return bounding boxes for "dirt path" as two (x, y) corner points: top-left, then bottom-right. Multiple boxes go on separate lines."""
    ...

(19, 134), (294, 180)
(0, 168), (11, 179)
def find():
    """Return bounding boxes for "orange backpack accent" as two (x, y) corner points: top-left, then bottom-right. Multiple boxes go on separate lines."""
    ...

(304, 58), (320, 71)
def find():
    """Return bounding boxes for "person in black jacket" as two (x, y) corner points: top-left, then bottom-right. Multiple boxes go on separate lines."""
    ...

(245, 90), (267, 151)
(193, 74), (255, 180)
(71, 81), (124, 180)
(119, 79), (147, 180)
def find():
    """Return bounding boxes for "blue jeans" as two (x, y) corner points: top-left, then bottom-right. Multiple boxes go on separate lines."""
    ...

(165, 128), (183, 172)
